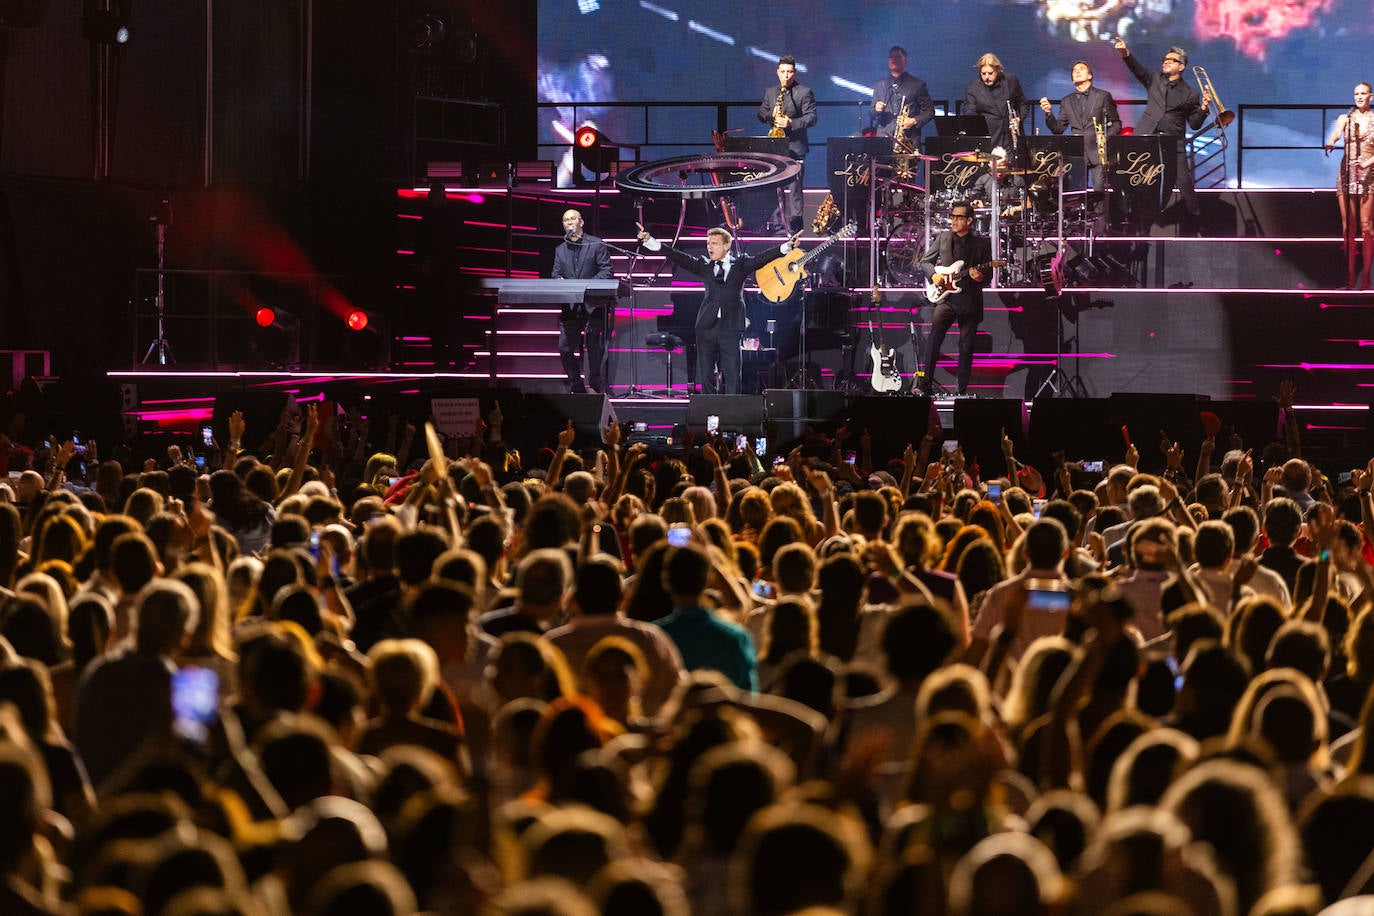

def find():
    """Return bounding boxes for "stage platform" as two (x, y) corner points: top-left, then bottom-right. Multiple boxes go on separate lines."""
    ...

(101, 371), (1371, 470)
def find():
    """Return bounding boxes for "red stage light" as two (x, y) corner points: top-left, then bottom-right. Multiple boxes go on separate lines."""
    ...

(255, 307), (276, 327)
(575, 126), (599, 149)
(346, 309), (369, 331)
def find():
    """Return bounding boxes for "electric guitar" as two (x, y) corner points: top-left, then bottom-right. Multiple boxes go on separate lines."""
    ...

(868, 286), (903, 393)
(754, 220), (858, 303)
(924, 258), (1006, 304)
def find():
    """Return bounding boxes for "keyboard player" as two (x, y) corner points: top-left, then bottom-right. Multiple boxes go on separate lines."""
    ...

(551, 208), (614, 394)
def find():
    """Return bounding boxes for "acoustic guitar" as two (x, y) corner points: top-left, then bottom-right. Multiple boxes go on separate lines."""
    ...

(754, 221), (858, 303)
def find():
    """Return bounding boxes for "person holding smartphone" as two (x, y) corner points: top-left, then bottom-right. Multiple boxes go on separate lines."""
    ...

(968, 518), (1073, 665)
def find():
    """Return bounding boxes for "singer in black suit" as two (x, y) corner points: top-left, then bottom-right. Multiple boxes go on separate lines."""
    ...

(552, 208), (613, 394)
(1040, 61), (1120, 228)
(757, 55), (817, 232)
(918, 203), (992, 397)
(963, 52), (1030, 157)
(637, 224), (792, 394)
(873, 46), (935, 151)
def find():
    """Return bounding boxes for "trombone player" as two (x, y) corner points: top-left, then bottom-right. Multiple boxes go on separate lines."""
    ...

(1115, 38), (1210, 233)
(1040, 61), (1121, 231)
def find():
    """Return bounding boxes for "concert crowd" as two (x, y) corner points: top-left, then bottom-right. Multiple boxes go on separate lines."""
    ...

(1, 383), (1373, 915)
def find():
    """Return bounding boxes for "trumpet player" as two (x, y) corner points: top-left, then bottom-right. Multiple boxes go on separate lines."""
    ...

(1040, 61), (1120, 229)
(873, 46), (934, 152)
(963, 52), (1030, 158)
(757, 55), (817, 233)
(1115, 38), (1210, 231)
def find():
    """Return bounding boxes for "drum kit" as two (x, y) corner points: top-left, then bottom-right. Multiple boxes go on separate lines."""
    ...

(878, 148), (1107, 288)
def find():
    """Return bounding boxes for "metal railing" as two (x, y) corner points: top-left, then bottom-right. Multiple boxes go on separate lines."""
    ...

(530, 99), (1352, 189)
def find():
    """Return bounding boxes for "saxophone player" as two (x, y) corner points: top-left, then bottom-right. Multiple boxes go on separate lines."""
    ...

(757, 55), (817, 233)
(873, 47), (934, 153)
(1039, 61), (1120, 230)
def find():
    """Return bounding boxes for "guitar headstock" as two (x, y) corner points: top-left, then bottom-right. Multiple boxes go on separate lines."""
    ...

(836, 220), (858, 240)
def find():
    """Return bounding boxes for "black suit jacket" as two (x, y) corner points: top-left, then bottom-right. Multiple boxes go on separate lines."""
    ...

(1123, 55), (1207, 136)
(919, 230), (993, 321)
(660, 245), (783, 333)
(963, 73), (1030, 153)
(552, 234), (613, 281)
(757, 83), (818, 159)
(1045, 86), (1121, 167)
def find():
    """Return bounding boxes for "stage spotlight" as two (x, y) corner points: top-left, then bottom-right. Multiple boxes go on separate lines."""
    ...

(408, 12), (446, 51)
(573, 125), (617, 179)
(255, 307), (277, 328)
(346, 308), (379, 332)
(82, 0), (130, 44)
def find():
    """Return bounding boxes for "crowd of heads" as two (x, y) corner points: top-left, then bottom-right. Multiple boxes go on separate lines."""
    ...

(0, 392), (1371, 914)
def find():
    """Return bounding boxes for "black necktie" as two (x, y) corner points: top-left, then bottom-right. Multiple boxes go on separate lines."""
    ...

(714, 262), (725, 282)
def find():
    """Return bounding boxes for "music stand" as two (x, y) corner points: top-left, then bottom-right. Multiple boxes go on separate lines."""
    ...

(1107, 134), (1177, 231)
(934, 115), (991, 138)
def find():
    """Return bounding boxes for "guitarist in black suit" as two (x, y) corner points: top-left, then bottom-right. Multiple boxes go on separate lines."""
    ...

(918, 202), (992, 397)
(637, 223), (794, 394)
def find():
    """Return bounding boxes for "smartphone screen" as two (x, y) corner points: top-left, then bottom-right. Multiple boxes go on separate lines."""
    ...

(943, 439), (959, 454)
(736, 434), (749, 450)
(667, 525), (691, 548)
(201, 425), (214, 447)
(194, 455), (206, 470)
(755, 436), (767, 455)
(633, 421), (647, 433)
(988, 482), (1002, 504)
(844, 451), (857, 465)
(1026, 588), (1072, 611)
(706, 414), (719, 434)
(172, 667), (220, 744)
(1082, 460), (1104, 473)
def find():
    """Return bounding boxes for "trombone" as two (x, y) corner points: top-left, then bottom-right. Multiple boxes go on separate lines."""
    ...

(1192, 65), (1234, 129)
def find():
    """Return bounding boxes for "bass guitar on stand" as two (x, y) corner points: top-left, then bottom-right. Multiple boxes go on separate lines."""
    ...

(924, 258), (1006, 305)
(868, 286), (903, 393)
(755, 220), (858, 303)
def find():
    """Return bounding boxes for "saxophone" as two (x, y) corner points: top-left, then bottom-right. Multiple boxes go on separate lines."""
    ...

(769, 87), (786, 138)
(1093, 116), (1108, 167)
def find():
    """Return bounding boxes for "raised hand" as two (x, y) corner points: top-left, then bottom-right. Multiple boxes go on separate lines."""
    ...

(557, 420), (576, 450)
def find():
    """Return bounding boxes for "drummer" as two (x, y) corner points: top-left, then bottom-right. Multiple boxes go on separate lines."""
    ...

(967, 147), (1027, 217)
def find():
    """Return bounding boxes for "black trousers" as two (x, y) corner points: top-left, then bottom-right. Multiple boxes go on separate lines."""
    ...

(558, 305), (608, 393)
(696, 326), (742, 394)
(923, 302), (980, 394)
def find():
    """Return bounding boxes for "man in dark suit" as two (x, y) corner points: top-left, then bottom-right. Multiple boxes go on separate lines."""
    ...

(1040, 61), (1121, 229)
(1116, 39), (1211, 228)
(873, 46), (935, 153)
(963, 52), (1030, 157)
(757, 55), (817, 232)
(918, 202), (993, 397)
(551, 208), (613, 394)
(637, 222), (793, 394)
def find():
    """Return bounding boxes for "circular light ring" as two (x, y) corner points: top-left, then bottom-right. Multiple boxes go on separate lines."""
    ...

(347, 310), (369, 332)
(575, 127), (601, 149)
(615, 153), (802, 200)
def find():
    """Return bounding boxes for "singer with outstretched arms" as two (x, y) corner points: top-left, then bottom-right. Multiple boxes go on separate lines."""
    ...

(872, 46), (935, 152)
(552, 208), (614, 394)
(1324, 82), (1374, 289)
